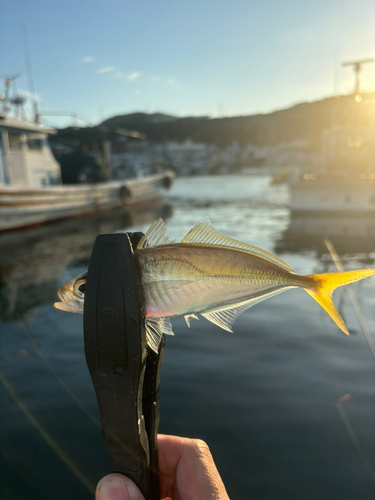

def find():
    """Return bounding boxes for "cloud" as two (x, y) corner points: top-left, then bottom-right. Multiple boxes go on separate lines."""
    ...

(115, 71), (141, 81)
(127, 71), (141, 81)
(82, 56), (94, 62)
(150, 75), (176, 85)
(134, 89), (141, 94)
(97, 66), (115, 74)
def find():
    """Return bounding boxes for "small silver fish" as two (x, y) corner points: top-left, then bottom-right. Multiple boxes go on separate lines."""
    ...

(55, 218), (375, 352)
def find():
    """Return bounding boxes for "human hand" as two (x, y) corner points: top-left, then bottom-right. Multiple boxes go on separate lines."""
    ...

(96, 434), (230, 500)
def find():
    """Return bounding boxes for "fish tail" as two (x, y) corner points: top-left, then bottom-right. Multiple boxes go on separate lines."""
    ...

(303, 269), (375, 335)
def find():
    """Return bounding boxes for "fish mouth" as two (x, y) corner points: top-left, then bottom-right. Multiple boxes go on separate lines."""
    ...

(53, 299), (83, 313)
(54, 301), (74, 312)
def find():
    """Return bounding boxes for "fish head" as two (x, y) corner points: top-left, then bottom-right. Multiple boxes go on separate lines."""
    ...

(54, 271), (86, 314)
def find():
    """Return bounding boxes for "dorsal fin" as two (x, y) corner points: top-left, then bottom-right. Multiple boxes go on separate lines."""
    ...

(182, 217), (295, 273)
(137, 218), (175, 249)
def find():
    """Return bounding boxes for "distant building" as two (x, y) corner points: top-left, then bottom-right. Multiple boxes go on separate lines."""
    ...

(162, 140), (212, 175)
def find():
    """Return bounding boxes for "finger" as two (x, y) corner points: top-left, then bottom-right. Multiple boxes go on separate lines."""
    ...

(157, 435), (230, 500)
(157, 435), (186, 499)
(96, 473), (146, 500)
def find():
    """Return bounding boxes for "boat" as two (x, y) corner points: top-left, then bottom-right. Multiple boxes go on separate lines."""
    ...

(0, 78), (174, 232)
(289, 62), (375, 213)
(289, 109), (375, 213)
(289, 172), (375, 212)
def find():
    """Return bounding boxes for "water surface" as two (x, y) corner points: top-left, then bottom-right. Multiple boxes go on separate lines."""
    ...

(1, 176), (375, 500)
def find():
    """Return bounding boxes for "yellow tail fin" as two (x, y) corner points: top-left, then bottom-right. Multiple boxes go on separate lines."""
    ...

(304, 269), (375, 335)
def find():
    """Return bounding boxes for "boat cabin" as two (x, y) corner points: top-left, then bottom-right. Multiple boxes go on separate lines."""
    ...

(0, 117), (61, 187)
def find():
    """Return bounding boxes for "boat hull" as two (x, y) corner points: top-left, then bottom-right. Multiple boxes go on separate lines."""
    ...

(0, 172), (174, 232)
(290, 177), (375, 212)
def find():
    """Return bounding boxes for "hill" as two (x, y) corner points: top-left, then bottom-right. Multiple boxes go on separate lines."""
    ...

(67, 93), (375, 149)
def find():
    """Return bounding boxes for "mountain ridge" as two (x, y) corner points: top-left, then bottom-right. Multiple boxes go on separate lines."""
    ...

(73, 93), (375, 148)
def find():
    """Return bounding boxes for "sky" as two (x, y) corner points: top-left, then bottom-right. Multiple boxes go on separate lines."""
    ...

(1, 0), (375, 127)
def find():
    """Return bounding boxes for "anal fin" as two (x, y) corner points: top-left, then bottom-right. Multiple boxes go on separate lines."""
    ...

(184, 314), (199, 327)
(201, 287), (291, 332)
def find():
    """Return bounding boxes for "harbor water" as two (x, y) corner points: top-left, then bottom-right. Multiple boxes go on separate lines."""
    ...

(1, 175), (375, 500)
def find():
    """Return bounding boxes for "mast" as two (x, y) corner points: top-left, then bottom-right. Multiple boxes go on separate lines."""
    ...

(23, 26), (40, 124)
(342, 58), (374, 95)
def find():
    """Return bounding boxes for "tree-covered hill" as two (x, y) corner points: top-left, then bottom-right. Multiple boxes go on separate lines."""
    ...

(59, 93), (375, 149)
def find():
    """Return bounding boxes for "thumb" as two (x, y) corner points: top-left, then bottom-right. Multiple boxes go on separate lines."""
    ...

(96, 473), (146, 500)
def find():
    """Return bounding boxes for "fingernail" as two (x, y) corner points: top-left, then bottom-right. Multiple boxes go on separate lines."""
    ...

(97, 477), (130, 500)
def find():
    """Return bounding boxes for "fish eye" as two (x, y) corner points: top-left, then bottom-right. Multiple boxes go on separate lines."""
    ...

(74, 279), (86, 297)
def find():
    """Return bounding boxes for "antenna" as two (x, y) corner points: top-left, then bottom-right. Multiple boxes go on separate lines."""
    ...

(341, 58), (374, 95)
(1, 75), (27, 117)
(23, 26), (40, 123)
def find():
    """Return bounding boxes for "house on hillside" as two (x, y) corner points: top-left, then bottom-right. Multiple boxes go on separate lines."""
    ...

(163, 140), (213, 175)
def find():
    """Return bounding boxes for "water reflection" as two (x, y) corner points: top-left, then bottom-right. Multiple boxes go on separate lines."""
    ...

(276, 212), (375, 261)
(0, 204), (173, 322)
(1, 176), (375, 500)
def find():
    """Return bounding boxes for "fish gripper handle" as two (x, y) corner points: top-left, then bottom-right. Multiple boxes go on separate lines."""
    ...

(83, 231), (163, 500)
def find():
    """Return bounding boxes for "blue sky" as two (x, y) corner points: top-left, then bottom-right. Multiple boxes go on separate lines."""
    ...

(1, 0), (375, 127)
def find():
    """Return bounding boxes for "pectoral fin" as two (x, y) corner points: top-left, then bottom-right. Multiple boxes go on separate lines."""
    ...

(143, 280), (193, 294)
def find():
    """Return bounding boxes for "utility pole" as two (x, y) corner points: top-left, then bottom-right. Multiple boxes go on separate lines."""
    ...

(342, 58), (374, 95)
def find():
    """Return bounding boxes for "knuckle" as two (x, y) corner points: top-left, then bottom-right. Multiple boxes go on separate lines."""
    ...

(190, 438), (211, 457)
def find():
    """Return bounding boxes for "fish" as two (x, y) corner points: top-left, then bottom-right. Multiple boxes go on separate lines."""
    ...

(54, 217), (375, 352)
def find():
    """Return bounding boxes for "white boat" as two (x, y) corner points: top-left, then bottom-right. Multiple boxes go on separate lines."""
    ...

(289, 90), (375, 213)
(0, 79), (174, 232)
(289, 172), (375, 212)
(0, 172), (174, 232)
